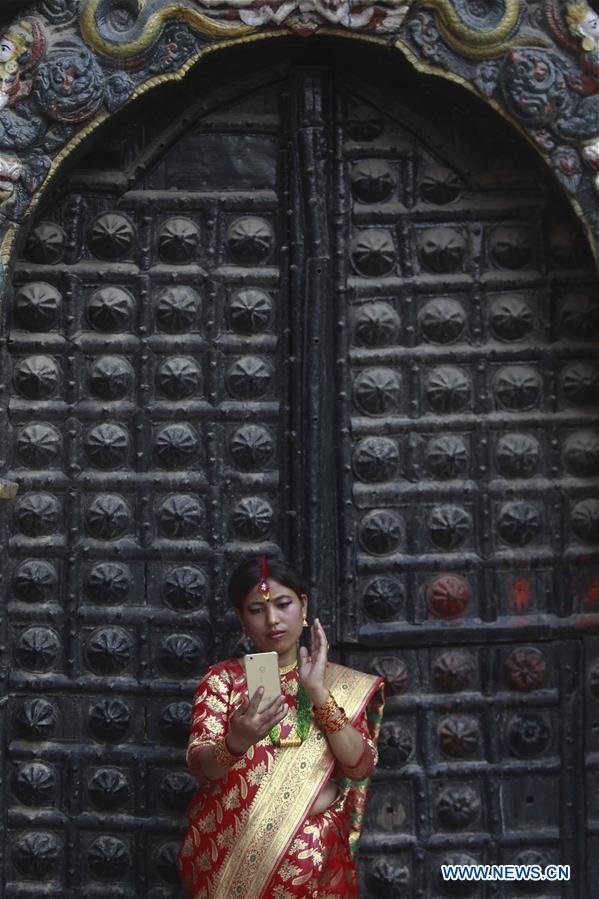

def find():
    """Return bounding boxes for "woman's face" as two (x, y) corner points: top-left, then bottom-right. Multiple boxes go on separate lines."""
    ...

(238, 578), (306, 660)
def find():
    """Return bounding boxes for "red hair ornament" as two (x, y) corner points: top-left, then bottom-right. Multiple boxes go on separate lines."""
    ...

(258, 556), (271, 601)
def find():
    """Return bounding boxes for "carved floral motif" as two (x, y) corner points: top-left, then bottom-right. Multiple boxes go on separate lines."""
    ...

(41, 1), (77, 24)
(33, 40), (105, 123)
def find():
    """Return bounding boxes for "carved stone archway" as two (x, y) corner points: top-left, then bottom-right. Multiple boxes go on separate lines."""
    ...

(0, 0), (599, 290)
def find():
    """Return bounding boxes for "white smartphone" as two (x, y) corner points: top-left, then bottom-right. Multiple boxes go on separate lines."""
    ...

(244, 651), (281, 713)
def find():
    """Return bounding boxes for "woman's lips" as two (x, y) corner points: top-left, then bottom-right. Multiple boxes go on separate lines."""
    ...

(268, 631), (286, 640)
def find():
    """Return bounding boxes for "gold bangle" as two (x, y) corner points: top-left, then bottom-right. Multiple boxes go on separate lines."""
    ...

(214, 736), (244, 768)
(313, 692), (348, 733)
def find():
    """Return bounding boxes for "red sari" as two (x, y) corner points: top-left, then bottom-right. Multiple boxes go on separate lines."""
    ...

(178, 658), (385, 899)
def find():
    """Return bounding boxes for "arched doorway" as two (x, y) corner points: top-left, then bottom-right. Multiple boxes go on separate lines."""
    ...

(3, 39), (598, 896)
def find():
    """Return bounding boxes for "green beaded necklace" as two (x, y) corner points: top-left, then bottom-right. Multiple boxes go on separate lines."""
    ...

(270, 654), (312, 747)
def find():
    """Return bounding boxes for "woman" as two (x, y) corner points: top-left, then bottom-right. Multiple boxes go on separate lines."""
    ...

(178, 555), (385, 899)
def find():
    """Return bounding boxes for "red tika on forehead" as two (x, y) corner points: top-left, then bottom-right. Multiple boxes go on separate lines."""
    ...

(258, 555), (271, 601)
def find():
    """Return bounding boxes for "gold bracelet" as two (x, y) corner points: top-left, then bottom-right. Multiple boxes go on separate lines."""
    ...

(313, 692), (348, 733)
(214, 736), (244, 768)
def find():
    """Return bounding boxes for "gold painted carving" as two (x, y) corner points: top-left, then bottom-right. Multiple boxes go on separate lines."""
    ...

(80, 0), (413, 58)
(80, 0), (530, 62)
(419, 0), (522, 58)
(80, 1), (253, 59)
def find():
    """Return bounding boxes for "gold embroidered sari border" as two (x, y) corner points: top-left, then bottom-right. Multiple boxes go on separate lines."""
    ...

(211, 727), (332, 897)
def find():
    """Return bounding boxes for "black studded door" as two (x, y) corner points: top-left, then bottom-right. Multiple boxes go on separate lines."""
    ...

(2, 43), (599, 898)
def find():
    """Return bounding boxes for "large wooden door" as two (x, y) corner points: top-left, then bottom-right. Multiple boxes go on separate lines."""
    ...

(2, 42), (598, 897)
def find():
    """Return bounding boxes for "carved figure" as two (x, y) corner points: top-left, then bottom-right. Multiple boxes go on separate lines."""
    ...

(566, 0), (599, 53)
(563, 2), (599, 184)
(545, 0), (599, 190)
(0, 19), (46, 207)
(0, 18), (45, 113)
(0, 154), (23, 203)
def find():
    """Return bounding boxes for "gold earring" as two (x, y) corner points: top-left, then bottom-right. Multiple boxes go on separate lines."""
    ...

(241, 626), (247, 640)
(301, 594), (309, 627)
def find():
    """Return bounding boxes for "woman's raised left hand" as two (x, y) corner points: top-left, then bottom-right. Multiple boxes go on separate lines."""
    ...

(299, 618), (329, 707)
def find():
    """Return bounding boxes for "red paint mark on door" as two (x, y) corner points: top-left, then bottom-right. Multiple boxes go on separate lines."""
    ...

(584, 578), (599, 607)
(509, 578), (531, 613)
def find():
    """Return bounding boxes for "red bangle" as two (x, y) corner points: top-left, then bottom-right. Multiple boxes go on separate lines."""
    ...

(313, 692), (348, 733)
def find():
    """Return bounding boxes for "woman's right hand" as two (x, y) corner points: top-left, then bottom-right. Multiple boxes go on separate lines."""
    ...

(227, 689), (287, 755)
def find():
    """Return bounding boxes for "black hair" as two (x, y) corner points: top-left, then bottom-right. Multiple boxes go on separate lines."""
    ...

(228, 554), (308, 610)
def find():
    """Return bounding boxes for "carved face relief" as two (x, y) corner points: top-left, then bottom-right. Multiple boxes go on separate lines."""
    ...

(0, 35), (19, 111)
(0, 19), (46, 116)
(0, 39), (16, 64)
(580, 10), (599, 46)
(567, 2), (599, 52)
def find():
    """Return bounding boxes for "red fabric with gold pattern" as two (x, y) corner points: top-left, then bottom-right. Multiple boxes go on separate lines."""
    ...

(178, 660), (274, 898)
(262, 795), (358, 898)
(177, 659), (384, 899)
